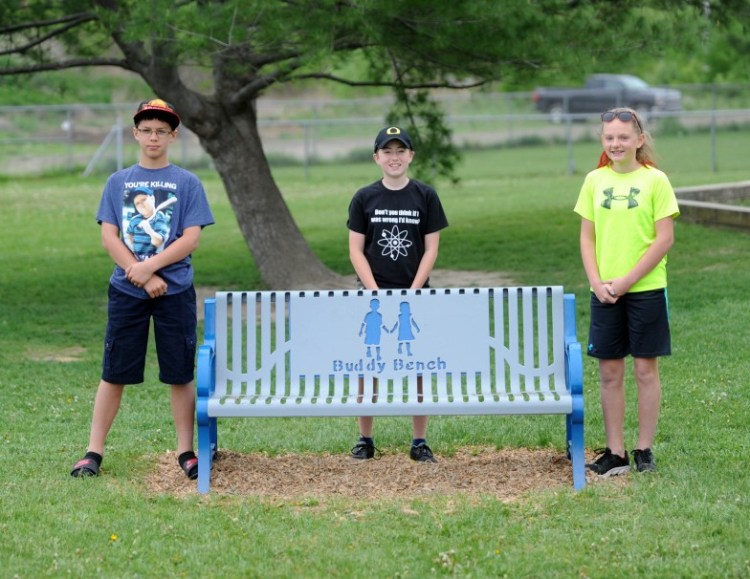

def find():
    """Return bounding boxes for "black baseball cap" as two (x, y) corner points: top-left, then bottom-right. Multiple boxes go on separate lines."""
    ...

(374, 126), (413, 152)
(133, 99), (180, 130)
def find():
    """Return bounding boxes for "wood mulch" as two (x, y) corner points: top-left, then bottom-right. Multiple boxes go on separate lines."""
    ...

(147, 447), (610, 501)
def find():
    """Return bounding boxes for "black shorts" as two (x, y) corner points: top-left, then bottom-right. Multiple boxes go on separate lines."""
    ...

(102, 284), (197, 385)
(587, 289), (671, 359)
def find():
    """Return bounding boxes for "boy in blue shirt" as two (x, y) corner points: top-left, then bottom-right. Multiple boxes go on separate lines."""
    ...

(71, 99), (214, 480)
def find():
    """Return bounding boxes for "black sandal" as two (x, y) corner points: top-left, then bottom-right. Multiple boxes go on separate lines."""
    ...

(70, 457), (100, 478)
(178, 451), (198, 480)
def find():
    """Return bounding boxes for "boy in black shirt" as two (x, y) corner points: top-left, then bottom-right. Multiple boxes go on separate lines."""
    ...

(347, 126), (449, 462)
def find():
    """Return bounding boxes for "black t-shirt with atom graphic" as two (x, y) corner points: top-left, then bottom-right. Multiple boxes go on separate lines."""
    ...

(347, 179), (448, 288)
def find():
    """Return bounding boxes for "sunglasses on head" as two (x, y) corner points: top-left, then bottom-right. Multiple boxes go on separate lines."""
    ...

(601, 110), (642, 131)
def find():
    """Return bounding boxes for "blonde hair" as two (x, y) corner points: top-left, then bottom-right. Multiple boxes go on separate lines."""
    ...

(597, 107), (658, 169)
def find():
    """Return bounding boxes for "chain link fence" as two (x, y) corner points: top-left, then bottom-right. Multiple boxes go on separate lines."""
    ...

(1, 84), (749, 178)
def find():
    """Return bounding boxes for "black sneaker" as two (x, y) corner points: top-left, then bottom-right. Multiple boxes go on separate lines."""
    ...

(586, 448), (630, 477)
(632, 448), (656, 473)
(409, 442), (437, 463)
(350, 441), (378, 460)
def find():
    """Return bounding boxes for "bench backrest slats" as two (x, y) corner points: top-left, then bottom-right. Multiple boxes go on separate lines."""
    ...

(211, 287), (568, 407)
(488, 286), (565, 397)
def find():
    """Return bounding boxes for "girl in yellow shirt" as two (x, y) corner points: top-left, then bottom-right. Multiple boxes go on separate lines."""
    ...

(574, 108), (679, 476)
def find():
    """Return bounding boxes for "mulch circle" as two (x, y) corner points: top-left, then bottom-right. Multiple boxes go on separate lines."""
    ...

(147, 447), (610, 501)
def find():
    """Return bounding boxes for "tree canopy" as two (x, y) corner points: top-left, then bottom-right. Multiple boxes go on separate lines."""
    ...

(1, 0), (745, 288)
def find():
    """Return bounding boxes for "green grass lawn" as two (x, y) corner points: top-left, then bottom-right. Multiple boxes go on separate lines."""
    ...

(1, 136), (749, 577)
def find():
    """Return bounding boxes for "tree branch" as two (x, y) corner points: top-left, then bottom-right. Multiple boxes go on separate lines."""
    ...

(0, 13), (95, 35)
(286, 72), (488, 90)
(0, 58), (132, 76)
(0, 13), (97, 57)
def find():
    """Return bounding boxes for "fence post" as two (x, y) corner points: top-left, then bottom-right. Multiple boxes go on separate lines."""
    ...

(710, 84), (718, 173)
(116, 115), (123, 171)
(566, 114), (575, 175)
(303, 121), (310, 179)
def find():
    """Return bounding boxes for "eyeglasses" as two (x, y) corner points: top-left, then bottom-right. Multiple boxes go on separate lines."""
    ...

(601, 110), (642, 132)
(136, 128), (173, 138)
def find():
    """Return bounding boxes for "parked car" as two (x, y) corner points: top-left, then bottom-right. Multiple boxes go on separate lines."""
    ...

(532, 74), (683, 122)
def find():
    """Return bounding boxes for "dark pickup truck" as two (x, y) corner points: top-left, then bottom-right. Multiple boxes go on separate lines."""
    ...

(532, 74), (682, 121)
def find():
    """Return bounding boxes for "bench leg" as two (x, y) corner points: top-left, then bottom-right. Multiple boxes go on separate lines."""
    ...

(197, 416), (216, 494)
(210, 415), (218, 458)
(567, 413), (586, 491)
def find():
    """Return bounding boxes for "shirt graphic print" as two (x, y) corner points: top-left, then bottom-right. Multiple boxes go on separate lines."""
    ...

(123, 186), (176, 261)
(378, 223), (414, 261)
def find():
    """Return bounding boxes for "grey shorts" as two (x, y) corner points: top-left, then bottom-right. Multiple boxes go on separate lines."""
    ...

(587, 289), (671, 359)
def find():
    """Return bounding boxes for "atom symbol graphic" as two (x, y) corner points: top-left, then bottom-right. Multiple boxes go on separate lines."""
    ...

(378, 225), (413, 261)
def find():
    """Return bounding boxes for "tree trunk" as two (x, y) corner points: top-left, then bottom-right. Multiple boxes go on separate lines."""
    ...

(194, 109), (351, 290)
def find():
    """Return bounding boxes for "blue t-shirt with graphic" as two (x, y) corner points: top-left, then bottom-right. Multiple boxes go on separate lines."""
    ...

(97, 164), (214, 298)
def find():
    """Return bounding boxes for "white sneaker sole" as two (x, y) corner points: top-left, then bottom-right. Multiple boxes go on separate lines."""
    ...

(599, 465), (630, 477)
